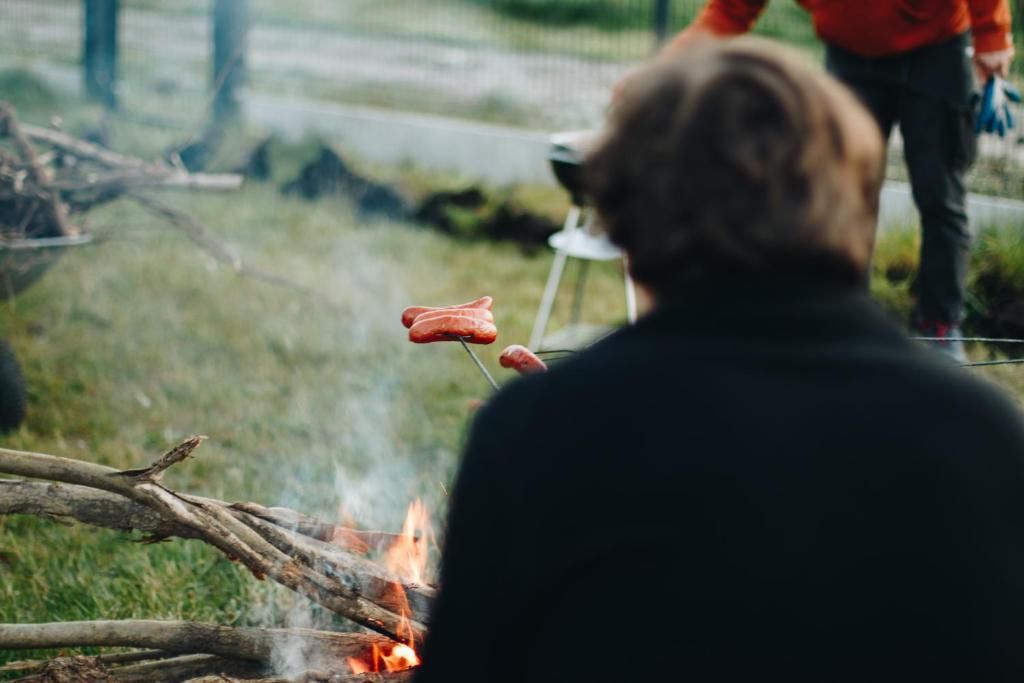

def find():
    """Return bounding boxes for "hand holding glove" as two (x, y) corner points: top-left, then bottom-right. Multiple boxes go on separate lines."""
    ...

(975, 76), (1022, 138)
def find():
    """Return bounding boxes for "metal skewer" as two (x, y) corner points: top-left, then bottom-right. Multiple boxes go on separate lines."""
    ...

(961, 358), (1024, 367)
(457, 337), (500, 391)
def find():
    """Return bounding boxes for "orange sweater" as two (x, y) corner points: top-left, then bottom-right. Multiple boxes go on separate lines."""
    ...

(688, 0), (1012, 56)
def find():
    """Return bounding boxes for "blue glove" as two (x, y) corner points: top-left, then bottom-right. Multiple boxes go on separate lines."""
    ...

(975, 76), (1022, 138)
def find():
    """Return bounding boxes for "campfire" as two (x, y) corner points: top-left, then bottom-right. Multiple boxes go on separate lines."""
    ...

(0, 436), (435, 682)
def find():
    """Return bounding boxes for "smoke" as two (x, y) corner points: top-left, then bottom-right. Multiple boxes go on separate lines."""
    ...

(248, 212), (446, 678)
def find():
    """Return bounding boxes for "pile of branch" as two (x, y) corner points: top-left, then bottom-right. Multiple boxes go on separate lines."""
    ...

(0, 102), (242, 240)
(0, 438), (433, 682)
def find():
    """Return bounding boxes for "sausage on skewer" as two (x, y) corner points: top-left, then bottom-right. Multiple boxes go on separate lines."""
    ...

(401, 296), (493, 329)
(409, 313), (498, 345)
(412, 307), (494, 326)
(499, 344), (548, 375)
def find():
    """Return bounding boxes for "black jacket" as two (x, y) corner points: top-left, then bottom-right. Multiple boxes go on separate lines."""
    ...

(415, 278), (1024, 682)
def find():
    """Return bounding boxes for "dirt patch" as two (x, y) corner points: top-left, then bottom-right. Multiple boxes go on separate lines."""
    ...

(280, 144), (410, 220)
(278, 145), (560, 249)
(414, 186), (558, 251)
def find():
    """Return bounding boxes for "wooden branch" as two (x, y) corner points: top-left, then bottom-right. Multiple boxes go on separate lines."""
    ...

(0, 478), (434, 625)
(0, 104), (76, 237)
(112, 654), (266, 682)
(0, 653), (263, 683)
(129, 193), (243, 271)
(117, 434), (206, 480)
(0, 649), (170, 675)
(129, 193), (347, 311)
(19, 121), (155, 171)
(230, 503), (435, 625)
(0, 478), (197, 540)
(0, 446), (425, 643)
(0, 484), (433, 634)
(231, 502), (406, 550)
(51, 171), (244, 194)
(182, 672), (415, 683)
(0, 620), (390, 667)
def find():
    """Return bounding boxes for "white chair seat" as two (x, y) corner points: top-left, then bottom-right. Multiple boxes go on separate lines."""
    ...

(548, 229), (622, 261)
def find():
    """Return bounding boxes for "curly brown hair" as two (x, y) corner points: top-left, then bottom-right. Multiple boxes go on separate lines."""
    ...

(587, 39), (884, 294)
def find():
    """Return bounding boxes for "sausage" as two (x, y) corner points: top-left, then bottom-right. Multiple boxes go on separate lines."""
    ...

(412, 307), (494, 325)
(499, 345), (547, 375)
(401, 296), (493, 329)
(409, 313), (498, 345)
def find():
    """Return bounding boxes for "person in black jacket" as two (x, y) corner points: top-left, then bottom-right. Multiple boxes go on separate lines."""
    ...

(414, 40), (1024, 683)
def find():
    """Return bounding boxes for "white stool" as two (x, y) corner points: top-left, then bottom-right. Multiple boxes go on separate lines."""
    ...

(529, 132), (638, 351)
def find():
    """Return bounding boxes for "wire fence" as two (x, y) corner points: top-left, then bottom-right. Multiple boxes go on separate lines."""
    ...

(1, 0), (1024, 196)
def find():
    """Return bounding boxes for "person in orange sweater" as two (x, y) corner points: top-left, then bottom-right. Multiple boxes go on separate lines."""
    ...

(668, 1), (1015, 362)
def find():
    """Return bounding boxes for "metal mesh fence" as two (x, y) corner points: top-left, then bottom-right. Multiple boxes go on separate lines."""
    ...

(1, 0), (1023, 195)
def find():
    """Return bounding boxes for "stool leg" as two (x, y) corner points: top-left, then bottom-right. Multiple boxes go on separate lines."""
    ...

(530, 205), (581, 350)
(570, 259), (590, 327)
(531, 249), (569, 351)
(624, 259), (638, 324)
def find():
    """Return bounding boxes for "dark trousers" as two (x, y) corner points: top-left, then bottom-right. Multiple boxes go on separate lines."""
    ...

(826, 33), (977, 324)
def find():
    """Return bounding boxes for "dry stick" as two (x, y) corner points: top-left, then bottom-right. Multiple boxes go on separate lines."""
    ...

(0, 479), (435, 623)
(0, 445), (419, 643)
(183, 673), (414, 683)
(20, 122), (156, 170)
(130, 192), (243, 270)
(0, 620), (389, 667)
(0, 104), (76, 236)
(0, 478), (198, 540)
(230, 502), (410, 554)
(0, 477), (408, 558)
(109, 654), (267, 682)
(0, 480), (433, 634)
(0, 650), (171, 675)
(51, 170), (245, 193)
(129, 193), (345, 310)
(118, 434), (206, 480)
(228, 504), (435, 625)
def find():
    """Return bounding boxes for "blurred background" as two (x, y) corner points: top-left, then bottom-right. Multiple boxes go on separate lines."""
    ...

(1, 0), (1024, 671)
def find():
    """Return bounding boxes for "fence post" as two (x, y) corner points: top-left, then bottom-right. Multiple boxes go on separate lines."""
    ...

(211, 0), (249, 124)
(653, 0), (671, 46)
(82, 0), (119, 108)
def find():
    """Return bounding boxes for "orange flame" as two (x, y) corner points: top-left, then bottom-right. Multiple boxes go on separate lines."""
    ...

(345, 498), (433, 674)
(383, 498), (433, 585)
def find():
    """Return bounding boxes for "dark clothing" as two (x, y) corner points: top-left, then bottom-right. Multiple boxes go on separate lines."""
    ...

(416, 278), (1024, 683)
(826, 33), (978, 324)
